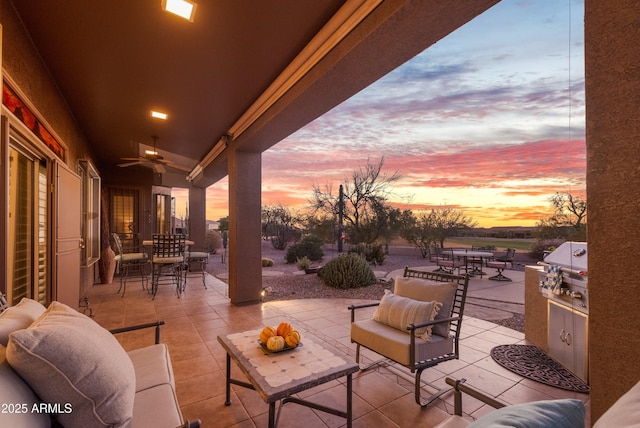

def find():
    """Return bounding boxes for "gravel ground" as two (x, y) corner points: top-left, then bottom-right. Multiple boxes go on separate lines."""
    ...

(206, 241), (535, 332)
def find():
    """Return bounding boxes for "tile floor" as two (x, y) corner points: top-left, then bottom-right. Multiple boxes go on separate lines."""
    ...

(86, 271), (590, 427)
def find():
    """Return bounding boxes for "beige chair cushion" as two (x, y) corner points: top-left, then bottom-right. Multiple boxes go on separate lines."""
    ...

(0, 345), (51, 427)
(373, 290), (441, 340)
(0, 298), (46, 346)
(127, 343), (175, 392)
(6, 302), (135, 428)
(132, 383), (183, 428)
(351, 319), (454, 366)
(128, 344), (183, 428)
(394, 277), (458, 337)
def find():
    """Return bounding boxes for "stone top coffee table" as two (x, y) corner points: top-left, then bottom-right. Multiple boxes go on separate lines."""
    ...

(217, 329), (359, 428)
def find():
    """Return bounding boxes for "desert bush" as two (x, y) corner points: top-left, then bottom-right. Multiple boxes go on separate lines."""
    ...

(296, 256), (312, 271)
(203, 230), (222, 253)
(348, 242), (386, 265)
(529, 239), (564, 261)
(320, 253), (376, 289)
(261, 258), (274, 267)
(285, 235), (324, 263)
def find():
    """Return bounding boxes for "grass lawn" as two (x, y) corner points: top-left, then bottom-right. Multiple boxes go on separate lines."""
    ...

(446, 237), (535, 251)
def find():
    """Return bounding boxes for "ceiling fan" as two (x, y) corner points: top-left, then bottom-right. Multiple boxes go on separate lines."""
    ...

(118, 136), (191, 174)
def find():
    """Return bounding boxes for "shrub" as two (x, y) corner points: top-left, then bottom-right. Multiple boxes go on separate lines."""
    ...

(348, 242), (386, 265)
(320, 253), (376, 289)
(285, 235), (324, 264)
(529, 239), (564, 261)
(296, 256), (312, 271)
(261, 258), (274, 267)
(203, 230), (222, 254)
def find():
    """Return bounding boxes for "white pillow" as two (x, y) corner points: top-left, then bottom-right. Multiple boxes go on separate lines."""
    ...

(0, 345), (51, 427)
(6, 302), (135, 427)
(373, 290), (441, 340)
(0, 298), (46, 346)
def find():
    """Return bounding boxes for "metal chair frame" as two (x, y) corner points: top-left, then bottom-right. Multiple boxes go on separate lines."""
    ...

(434, 248), (464, 274)
(185, 248), (209, 288)
(112, 232), (150, 296)
(151, 234), (186, 298)
(486, 248), (516, 281)
(349, 268), (469, 407)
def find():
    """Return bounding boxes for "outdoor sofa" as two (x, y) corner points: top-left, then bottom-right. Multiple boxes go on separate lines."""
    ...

(0, 297), (199, 427)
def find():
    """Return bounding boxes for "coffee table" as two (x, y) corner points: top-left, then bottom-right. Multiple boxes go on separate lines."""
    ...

(218, 329), (359, 427)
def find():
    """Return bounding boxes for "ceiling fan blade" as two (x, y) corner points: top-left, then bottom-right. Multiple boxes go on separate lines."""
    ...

(120, 157), (144, 161)
(166, 163), (192, 172)
(156, 158), (192, 172)
(118, 161), (143, 167)
(152, 163), (166, 174)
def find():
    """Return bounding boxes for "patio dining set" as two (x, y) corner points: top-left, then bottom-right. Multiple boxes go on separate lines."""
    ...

(111, 233), (210, 298)
(425, 245), (517, 281)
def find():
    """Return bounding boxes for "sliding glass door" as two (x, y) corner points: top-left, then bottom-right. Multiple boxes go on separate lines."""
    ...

(8, 141), (49, 305)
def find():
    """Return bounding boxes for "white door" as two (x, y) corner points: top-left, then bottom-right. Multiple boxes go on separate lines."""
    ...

(55, 162), (82, 308)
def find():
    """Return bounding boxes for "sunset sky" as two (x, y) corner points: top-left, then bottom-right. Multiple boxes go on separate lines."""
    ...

(176, 0), (586, 228)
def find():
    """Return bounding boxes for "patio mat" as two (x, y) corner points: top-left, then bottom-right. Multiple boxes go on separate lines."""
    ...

(490, 345), (590, 393)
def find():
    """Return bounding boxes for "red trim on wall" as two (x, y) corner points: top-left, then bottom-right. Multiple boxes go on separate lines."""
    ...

(2, 81), (66, 161)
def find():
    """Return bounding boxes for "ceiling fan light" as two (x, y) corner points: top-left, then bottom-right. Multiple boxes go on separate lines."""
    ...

(145, 150), (158, 156)
(162, 0), (197, 22)
(151, 110), (168, 120)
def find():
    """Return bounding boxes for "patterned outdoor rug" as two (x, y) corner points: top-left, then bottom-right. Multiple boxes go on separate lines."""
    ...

(490, 345), (590, 393)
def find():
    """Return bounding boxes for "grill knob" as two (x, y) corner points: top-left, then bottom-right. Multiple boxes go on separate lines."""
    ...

(570, 291), (583, 300)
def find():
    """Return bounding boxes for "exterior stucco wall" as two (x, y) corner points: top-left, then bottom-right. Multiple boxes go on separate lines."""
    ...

(0, 0), (98, 299)
(585, 0), (640, 421)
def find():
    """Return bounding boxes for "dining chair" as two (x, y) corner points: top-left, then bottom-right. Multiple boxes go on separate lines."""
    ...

(151, 234), (186, 298)
(185, 248), (209, 288)
(486, 248), (516, 281)
(111, 233), (150, 297)
(435, 248), (464, 274)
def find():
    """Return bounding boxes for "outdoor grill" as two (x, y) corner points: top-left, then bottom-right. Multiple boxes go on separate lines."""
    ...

(537, 241), (589, 382)
(538, 241), (588, 315)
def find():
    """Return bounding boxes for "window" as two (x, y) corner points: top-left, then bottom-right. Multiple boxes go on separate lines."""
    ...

(110, 188), (140, 249)
(78, 160), (100, 266)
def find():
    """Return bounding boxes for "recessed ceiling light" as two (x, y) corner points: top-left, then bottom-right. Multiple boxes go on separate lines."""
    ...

(151, 110), (168, 120)
(162, 0), (197, 22)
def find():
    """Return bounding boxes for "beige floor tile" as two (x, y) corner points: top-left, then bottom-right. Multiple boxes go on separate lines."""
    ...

(85, 274), (589, 427)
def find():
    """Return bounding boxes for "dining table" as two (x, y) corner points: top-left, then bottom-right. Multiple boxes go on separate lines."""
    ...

(451, 250), (494, 277)
(142, 239), (195, 247)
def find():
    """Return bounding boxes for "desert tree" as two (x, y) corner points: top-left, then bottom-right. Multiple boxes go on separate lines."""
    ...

(309, 157), (405, 244)
(535, 191), (587, 241)
(402, 207), (477, 249)
(261, 203), (303, 250)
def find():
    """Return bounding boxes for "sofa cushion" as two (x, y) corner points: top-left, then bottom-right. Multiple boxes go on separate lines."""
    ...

(6, 301), (136, 428)
(0, 345), (51, 427)
(0, 298), (46, 346)
(373, 290), (441, 340)
(467, 398), (585, 428)
(394, 277), (458, 337)
(127, 343), (175, 392)
(132, 383), (183, 428)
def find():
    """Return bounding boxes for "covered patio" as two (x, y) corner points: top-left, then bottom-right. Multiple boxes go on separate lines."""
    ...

(87, 269), (590, 426)
(1, 0), (640, 422)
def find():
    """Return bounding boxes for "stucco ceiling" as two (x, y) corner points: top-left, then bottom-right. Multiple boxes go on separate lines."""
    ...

(11, 0), (500, 186)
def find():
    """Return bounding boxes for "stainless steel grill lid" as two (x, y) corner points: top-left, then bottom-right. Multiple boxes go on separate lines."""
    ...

(543, 241), (588, 276)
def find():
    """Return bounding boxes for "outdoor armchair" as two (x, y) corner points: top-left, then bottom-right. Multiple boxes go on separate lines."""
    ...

(349, 268), (469, 406)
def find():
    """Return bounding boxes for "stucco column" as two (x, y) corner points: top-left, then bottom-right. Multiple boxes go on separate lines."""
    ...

(227, 149), (262, 305)
(188, 185), (206, 248)
(586, 0), (640, 420)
